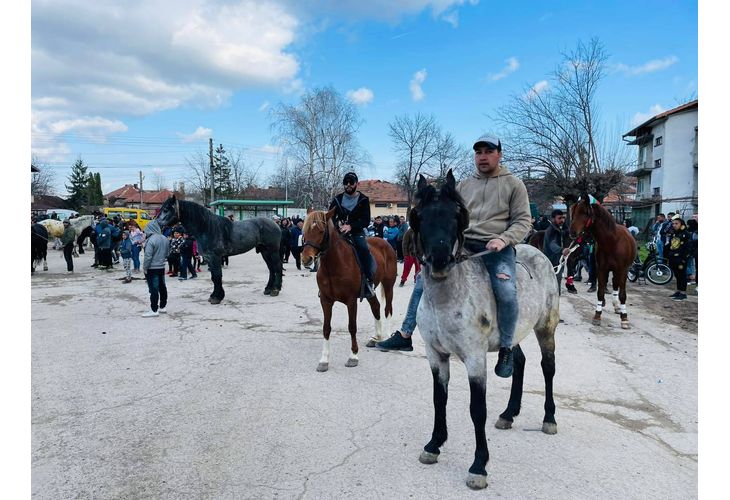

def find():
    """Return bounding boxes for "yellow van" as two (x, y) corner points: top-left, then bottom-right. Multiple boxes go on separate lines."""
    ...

(103, 207), (153, 229)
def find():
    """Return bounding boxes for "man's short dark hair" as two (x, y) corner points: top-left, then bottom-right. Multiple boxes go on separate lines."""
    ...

(551, 209), (564, 218)
(658, 213), (665, 218)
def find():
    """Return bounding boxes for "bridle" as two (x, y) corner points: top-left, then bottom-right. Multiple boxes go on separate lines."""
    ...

(303, 218), (330, 255)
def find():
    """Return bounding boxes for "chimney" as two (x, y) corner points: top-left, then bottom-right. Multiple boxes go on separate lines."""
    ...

(133, 184), (139, 190)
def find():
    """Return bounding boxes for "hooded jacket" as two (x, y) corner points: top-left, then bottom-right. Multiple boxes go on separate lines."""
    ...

(96, 220), (112, 250)
(456, 165), (532, 246)
(143, 220), (170, 272)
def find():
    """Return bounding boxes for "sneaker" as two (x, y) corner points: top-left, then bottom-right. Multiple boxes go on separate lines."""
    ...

(178, 277), (187, 281)
(587, 284), (596, 293)
(142, 310), (159, 318)
(377, 331), (413, 351)
(672, 293), (687, 301)
(669, 291), (681, 298)
(566, 284), (578, 294)
(158, 307), (167, 314)
(495, 347), (514, 378)
(190, 274), (197, 279)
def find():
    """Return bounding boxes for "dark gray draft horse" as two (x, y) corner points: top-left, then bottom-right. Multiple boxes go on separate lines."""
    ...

(32, 223), (49, 273)
(156, 196), (283, 303)
(410, 171), (559, 490)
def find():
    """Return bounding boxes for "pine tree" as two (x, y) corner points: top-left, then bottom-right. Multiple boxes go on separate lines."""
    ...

(213, 144), (234, 198)
(94, 172), (104, 205)
(66, 158), (89, 209)
(85, 173), (96, 207)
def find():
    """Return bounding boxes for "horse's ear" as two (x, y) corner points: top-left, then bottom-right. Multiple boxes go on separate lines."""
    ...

(409, 208), (420, 233)
(417, 175), (428, 192)
(446, 169), (456, 190)
(325, 208), (336, 221)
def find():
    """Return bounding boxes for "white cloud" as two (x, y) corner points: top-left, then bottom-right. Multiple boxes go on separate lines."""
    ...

(258, 101), (271, 112)
(32, 0), (301, 144)
(615, 56), (679, 76)
(346, 87), (374, 105)
(631, 104), (666, 127)
(289, 0), (479, 25)
(524, 80), (549, 100)
(254, 144), (282, 155)
(177, 126), (213, 143)
(410, 69), (427, 101)
(489, 57), (519, 81)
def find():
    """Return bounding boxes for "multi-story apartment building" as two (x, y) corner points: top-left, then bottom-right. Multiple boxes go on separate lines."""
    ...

(622, 100), (698, 231)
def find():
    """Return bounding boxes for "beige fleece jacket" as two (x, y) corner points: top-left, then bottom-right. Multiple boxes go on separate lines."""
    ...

(456, 165), (532, 246)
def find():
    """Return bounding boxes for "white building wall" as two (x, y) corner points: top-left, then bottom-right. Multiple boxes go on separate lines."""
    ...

(650, 109), (697, 217)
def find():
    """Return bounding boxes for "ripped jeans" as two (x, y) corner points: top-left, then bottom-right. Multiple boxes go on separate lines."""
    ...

(464, 239), (518, 349)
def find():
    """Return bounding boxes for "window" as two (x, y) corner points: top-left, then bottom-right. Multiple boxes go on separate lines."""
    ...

(653, 187), (661, 196)
(638, 146), (646, 165)
(654, 159), (662, 168)
(655, 136), (663, 146)
(374, 203), (388, 208)
(637, 178), (645, 194)
(396, 203), (409, 208)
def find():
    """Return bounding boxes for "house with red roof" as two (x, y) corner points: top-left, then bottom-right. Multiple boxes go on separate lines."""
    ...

(104, 184), (180, 211)
(356, 180), (410, 218)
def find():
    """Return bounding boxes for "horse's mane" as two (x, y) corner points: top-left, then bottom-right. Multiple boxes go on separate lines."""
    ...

(303, 211), (327, 233)
(577, 196), (617, 231)
(414, 179), (467, 214)
(177, 199), (233, 241)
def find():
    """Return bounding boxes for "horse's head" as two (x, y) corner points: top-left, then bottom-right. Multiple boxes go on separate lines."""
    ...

(569, 193), (595, 239)
(410, 169), (469, 280)
(301, 208), (334, 267)
(156, 196), (180, 228)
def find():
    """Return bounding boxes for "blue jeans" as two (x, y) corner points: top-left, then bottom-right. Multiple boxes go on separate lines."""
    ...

(146, 268), (168, 312)
(131, 244), (141, 270)
(464, 241), (518, 348)
(401, 272), (423, 335)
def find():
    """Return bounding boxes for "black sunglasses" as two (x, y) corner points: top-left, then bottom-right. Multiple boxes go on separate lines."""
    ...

(343, 180), (357, 186)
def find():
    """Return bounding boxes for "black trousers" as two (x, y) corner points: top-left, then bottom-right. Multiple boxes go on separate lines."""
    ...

(63, 243), (74, 271)
(670, 260), (688, 292)
(146, 268), (168, 312)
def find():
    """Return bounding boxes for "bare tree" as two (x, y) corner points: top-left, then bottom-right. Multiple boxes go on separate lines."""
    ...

(270, 86), (369, 210)
(425, 131), (472, 183)
(494, 38), (632, 203)
(153, 171), (167, 191)
(388, 112), (441, 214)
(229, 149), (261, 195)
(185, 151), (212, 204)
(31, 155), (57, 196)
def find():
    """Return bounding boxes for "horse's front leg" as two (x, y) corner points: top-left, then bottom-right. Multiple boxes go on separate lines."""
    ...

(420, 344), (450, 465)
(593, 269), (608, 325)
(345, 301), (359, 367)
(207, 255), (224, 304)
(496, 344), (526, 429)
(464, 354), (489, 490)
(317, 298), (333, 372)
(617, 273), (630, 329)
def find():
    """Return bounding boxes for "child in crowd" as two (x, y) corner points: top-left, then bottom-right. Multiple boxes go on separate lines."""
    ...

(119, 230), (134, 283)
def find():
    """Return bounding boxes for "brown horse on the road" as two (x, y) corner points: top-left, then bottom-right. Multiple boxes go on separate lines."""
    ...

(301, 209), (397, 372)
(570, 194), (636, 329)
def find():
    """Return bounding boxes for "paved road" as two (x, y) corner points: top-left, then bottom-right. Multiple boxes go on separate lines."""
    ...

(31, 248), (698, 499)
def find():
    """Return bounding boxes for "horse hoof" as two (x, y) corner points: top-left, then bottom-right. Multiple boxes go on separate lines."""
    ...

(345, 358), (358, 368)
(365, 339), (377, 348)
(466, 473), (488, 490)
(269, 289), (279, 297)
(495, 418), (513, 430)
(263, 289), (271, 295)
(419, 451), (439, 464)
(316, 363), (329, 372)
(621, 321), (630, 330)
(592, 318), (601, 326)
(209, 298), (221, 305)
(542, 422), (558, 435)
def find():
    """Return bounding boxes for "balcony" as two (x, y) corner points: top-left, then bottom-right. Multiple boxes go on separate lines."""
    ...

(627, 162), (654, 177)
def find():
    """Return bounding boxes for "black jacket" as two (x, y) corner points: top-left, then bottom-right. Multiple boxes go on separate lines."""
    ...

(329, 192), (371, 234)
(667, 226), (691, 264)
(543, 222), (569, 266)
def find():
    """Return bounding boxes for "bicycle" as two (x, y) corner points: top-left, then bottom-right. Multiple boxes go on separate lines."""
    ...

(628, 241), (673, 285)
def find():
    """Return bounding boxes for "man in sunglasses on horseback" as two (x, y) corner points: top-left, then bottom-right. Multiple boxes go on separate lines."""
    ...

(329, 172), (376, 298)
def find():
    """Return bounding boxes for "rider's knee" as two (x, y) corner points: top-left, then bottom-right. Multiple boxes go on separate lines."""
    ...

(496, 273), (511, 280)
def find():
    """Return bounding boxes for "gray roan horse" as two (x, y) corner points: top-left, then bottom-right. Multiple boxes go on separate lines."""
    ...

(156, 196), (283, 303)
(409, 171), (560, 490)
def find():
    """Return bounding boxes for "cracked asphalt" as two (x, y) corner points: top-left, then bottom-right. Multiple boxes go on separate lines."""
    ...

(32, 248), (697, 499)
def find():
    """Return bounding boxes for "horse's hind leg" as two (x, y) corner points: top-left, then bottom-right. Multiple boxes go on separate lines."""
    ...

(496, 344), (526, 430)
(617, 273), (630, 329)
(464, 354), (489, 489)
(345, 301), (359, 367)
(420, 344), (450, 466)
(535, 326), (557, 435)
(261, 250), (276, 296)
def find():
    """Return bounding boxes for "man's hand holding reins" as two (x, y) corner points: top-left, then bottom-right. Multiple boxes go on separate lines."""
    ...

(486, 238), (506, 252)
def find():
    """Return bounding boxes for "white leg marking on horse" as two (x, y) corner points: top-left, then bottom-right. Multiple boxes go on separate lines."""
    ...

(595, 302), (603, 312)
(620, 304), (627, 314)
(319, 339), (330, 365)
(374, 317), (383, 340)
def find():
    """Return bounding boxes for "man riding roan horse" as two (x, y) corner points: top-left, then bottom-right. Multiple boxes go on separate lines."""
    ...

(329, 172), (376, 299)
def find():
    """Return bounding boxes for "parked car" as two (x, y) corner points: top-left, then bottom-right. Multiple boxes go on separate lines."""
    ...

(103, 207), (153, 229)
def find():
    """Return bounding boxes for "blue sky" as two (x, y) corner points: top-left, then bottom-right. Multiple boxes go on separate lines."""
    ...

(31, 0), (698, 196)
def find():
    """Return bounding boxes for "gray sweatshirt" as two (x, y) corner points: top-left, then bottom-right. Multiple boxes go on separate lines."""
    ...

(143, 220), (170, 272)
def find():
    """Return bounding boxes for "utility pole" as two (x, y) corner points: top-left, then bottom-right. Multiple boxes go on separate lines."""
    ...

(209, 138), (215, 206)
(139, 171), (144, 209)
